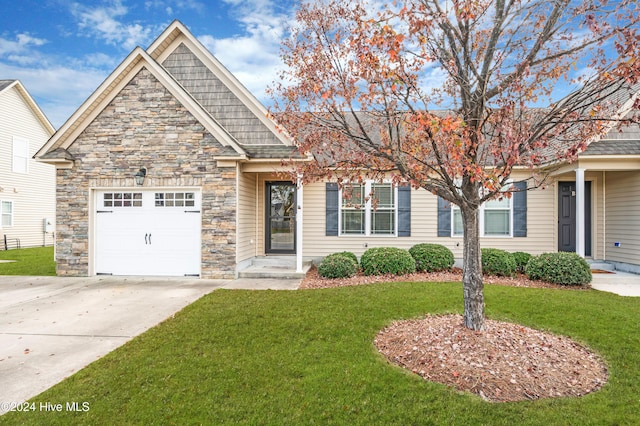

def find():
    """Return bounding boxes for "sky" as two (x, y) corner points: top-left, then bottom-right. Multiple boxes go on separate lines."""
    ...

(0, 0), (296, 128)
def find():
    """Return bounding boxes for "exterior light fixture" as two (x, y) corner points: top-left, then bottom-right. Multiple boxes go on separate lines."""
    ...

(134, 167), (147, 186)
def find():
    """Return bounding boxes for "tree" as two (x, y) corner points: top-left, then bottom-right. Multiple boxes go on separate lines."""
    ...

(270, 0), (640, 330)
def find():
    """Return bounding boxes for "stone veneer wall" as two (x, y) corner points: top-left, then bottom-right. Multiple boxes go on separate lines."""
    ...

(56, 67), (237, 279)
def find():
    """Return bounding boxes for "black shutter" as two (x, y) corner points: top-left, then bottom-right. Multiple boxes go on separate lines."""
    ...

(513, 181), (527, 237)
(397, 184), (411, 237)
(326, 183), (339, 236)
(437, 196), (451, 237)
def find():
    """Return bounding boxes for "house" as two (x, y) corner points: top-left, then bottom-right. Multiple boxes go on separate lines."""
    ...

(0, 80), (56, 249)
(35, 21), (640, 278)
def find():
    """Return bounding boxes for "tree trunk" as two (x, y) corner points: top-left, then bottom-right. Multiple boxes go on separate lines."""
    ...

(461, 205), (485, 331)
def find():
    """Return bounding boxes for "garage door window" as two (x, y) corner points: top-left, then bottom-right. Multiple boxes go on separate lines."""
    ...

(103, 192), (143, 207)
(155, 192), (195, 207)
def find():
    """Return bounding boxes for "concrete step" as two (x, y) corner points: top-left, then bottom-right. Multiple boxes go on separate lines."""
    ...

(588, 261), (615, 271)
(237, 257), (312, 279)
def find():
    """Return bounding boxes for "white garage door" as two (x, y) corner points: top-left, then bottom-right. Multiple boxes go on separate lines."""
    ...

(95, 190), (201, 276)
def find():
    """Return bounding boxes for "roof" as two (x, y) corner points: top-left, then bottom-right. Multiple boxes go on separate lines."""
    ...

(0, 80), (17, 92)
(36, 20), (294, 164)
(581, 139), (640, 155)
(243, 145), (305, 159)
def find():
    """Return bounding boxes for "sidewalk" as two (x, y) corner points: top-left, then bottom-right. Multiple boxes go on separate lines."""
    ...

(591, 271), (640, 296)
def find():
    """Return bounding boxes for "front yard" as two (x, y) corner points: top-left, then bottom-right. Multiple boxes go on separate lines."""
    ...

(1, 282), (639, 425)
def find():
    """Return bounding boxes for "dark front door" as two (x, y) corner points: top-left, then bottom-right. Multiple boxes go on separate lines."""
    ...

(266, 182), (296, 254)
(558, 181), (591, 256)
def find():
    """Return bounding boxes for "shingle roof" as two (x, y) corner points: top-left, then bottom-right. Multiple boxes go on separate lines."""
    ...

(37, 147), (77, 161)
(0, 80), (16, 92)
(581, 139), (640, 155)
(241, 144), (305, 159)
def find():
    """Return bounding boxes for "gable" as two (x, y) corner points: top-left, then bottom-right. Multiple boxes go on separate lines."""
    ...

(0, 80), (55, 136)
(67, 67), (236, 162)
(162, 43), (283, 146)
(36, 47), (247, 164)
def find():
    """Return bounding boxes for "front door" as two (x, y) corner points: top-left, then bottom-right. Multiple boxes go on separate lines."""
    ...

(558, 181), (591, 256)
(266, 182), (296, 254)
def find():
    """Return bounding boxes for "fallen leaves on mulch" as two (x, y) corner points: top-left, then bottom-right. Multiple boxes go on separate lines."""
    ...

(375, 314), (608, 402)
(301, 267), (604, 402)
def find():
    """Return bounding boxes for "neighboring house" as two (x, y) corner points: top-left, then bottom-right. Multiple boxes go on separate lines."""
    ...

(35, 21), (640, 278)
(0, 80), (56, 249)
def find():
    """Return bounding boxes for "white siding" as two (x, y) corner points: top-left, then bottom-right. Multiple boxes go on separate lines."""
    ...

(0, 85), (55, 248)
(604, 171), (640, 265)
(301, 171), (557, 260)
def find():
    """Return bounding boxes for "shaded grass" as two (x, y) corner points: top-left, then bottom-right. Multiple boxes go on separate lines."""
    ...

(0, 246), (55, 276)
(2, 282), (639, 425)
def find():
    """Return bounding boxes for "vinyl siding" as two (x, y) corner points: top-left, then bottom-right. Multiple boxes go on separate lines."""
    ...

(300, 171), (556, 260)
(0, 85), (55, 248)
(604, 171), (640, 265)
(237, 170), (257, 262)
(589, 171), (605, 260)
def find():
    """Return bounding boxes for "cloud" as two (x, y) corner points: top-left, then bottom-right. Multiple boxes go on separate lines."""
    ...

(0, 33), (48, 56)
(197, 0), (294, 100)
(144, 0), (205, 15)
(69, 0), (161, 50)
(0, 61), (107, 128)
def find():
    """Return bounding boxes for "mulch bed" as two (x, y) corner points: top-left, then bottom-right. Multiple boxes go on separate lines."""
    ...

(300, 266), (588, 290)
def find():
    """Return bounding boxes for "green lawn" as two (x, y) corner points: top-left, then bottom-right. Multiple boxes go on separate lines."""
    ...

(2, 283), (639, 425)
(0, 246), (55, 276)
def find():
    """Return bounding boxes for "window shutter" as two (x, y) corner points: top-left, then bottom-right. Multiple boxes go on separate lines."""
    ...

(437, 196), (451, 237)
(326, 183), (339, 236)
(513, 181), (527, 237)
(397, 184), (411, 237)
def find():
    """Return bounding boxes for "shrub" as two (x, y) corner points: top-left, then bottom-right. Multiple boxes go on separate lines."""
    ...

(333, 251), (358, 265)
(481, 248), (516, 277)
(409, 243), (455, 272)
(317, 253), (359, 279)
(512, 251), (533, 273)
(525, 252), (592, 286)
(360, 247), (416, 276)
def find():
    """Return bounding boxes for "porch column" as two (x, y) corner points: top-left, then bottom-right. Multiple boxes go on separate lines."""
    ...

(575, 168), (585, 257)
(296, 174), (304, 273)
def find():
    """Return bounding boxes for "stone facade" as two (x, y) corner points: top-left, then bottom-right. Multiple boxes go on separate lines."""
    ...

(56, 67), (237, 279)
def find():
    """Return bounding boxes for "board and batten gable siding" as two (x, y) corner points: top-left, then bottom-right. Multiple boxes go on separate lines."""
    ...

(161, 43), (282, 146)
(0, 84), (55, 247)
(55, 68), (237, 278)
(301, 171), (556, 260)
(604, 170), (640, 266)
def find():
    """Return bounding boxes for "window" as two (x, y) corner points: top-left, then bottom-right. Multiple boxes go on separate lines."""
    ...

(12, 137), (29, 174)
(483, 197), (511, 236)
(103, 192), (142, 207)
(340, 182), (396, 236)
(1, 201), (13, 227)
(155, 192), (195, 207)
(451, 194), (512, 237)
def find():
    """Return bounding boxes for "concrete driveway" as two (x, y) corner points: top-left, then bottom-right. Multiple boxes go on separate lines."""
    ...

(0, 276), (227, 413)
